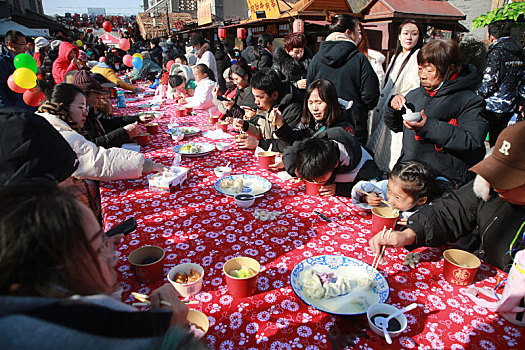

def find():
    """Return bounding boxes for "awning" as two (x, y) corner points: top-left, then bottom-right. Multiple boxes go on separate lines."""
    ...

(304, 20), (329, 26)
(0, 19), (49, 37)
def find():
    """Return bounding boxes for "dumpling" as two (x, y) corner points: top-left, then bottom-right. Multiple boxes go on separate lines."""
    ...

(299, 269), (325, 299)
(220, 179), (234, 189)
(232, 178), (244, 193)
(323, 276), (353, 298)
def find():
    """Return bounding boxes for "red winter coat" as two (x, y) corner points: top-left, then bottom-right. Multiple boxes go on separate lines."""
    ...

(52, 42), (79, 83)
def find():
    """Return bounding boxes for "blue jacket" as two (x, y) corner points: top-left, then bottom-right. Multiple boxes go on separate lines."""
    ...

(478, 37), (525, 113)
(0, 45), (26, 108)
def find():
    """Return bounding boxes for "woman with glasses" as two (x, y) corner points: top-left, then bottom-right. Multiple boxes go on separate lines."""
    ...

(36, 83), (166, 218)
(307, 14), (380, 144)
(0, 182), (204, 349)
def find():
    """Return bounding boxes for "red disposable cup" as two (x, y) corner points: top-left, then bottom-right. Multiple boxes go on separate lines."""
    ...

(223, 257), (260, 298)
(209, 116), (219, 125)
(135, 132), (150, 146)
(175, 109), (185, 118)
(371, 207), (399, 233)
(305, 181), (322, 196)
(443, 249), (481, 286)
(258, 151), (276, 169)
(128, 246), (165, 284)
(216, 122), (229, 132)
(145, 123), (158, 134)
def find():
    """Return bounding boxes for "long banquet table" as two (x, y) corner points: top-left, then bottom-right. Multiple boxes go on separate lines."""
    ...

(100, 94), (523, 349)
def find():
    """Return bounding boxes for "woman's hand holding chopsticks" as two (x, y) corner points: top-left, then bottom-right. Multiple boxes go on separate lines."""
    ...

(369, 228), (418, 264)
(149, 285), (189, 327)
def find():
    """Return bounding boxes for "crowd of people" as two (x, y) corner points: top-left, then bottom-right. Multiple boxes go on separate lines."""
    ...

(0, 14), (525, 348)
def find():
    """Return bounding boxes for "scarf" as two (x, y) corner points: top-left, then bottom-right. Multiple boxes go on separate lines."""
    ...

(38, 101), (88, 137)
(325, 32), (355, 45)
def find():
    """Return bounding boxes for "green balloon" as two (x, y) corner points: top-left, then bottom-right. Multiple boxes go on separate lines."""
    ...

(14, 53), (38, 74)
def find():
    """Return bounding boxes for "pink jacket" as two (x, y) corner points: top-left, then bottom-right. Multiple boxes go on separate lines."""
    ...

(52, 42), (79, 83)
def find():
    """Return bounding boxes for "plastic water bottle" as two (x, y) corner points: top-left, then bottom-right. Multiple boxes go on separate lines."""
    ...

(117, 91), (126, 108)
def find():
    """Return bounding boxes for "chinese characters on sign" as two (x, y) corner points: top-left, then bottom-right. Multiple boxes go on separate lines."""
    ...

(246, 0), (280, 20)
(197, 0), (213, 26)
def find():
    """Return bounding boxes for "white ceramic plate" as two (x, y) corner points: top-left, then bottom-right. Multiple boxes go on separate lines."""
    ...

(173, 142), (215, 157)
(179, 127), (201, 137)
(290, 255), (389, 315)
(214, 174), (272, 197)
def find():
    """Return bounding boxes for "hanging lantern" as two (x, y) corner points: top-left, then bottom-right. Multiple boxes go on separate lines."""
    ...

(218, 28), (227, 40)
(293, 19), (304, 33)
(237, 28), (247, 40)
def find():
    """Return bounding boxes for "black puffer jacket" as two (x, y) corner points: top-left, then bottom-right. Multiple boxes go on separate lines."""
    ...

(214, 49), (231, 94)
(307, 39), (379, 144)
(478, 37), (525, 113)
(84, 108), (140, 148)
(254, 48), (273, 70)
(384, 64), (488, 186)
(406, 179), (525, 271)
(275, 108), (354, 146)
(0, 108), (78, 185)
(282, 127), (382, 196)
(272, 46), (311, 87)
(241, 36), (256, 64)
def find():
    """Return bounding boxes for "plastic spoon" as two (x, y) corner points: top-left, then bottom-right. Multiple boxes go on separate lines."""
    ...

(403, 102), (413, 113)
(374, 303), (418, 344)
(225, 161), (231, 169)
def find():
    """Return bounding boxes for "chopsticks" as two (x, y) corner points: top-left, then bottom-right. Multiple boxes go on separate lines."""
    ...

(131, 292), (200, 307)
(365, 227), (393, 286)
(354, 188), (391, 207)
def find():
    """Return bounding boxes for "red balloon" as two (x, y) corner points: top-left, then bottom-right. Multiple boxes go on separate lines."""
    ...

(119, 38), (130, 51)
(102, 21), (113, 32)
(99, 57), (106, 63)
(122, 54), (133, 67)
(166, 60), (175, 72)
(23, 88), (45, 107)
(7, 75), (26, 93)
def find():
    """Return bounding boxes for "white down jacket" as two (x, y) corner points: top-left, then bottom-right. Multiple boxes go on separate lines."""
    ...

(37, 111), (148, 180)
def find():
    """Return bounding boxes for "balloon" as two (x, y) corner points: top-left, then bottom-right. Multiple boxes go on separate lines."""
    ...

(102, 21), (113, 32)
(7, 75), (26, 93)
(132, 57), (143, 70)
(12, 68), (37, 89)
(132, 53), (143, 61)
(76, 40), (82, 47)
(23, 88), (45, 107)
(119, 38), (130, 51)
(166, 60), (175, 72)
(122, 54), (133, 67)
(99, 56), (106, 62)
(14, 53), (37, 74)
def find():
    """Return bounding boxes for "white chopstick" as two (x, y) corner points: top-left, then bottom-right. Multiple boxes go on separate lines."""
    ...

(366, 227), (390, 286)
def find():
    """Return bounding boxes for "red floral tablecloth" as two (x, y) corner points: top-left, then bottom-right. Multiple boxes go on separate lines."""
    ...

(101, 97), (523, 349)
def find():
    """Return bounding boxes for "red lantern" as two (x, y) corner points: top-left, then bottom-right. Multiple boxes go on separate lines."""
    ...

(102, 21), (113, 32)
(237, 28), (247, 40)
(218, 28), (227, 40)
(293, 19), (304, 33)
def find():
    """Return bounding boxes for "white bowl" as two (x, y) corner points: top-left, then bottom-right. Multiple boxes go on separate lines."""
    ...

(402, 111), (421, 123)
(216, 142), (231, 152)
(367, 303), (408, 340)
(234, 193), (255, 208)
(167, 263), (204, 297)
(214, 166), (232, 178)
(171, 133), (184, 141)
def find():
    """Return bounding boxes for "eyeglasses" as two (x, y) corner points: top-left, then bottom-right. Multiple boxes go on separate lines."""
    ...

(94, 229), (116, 261)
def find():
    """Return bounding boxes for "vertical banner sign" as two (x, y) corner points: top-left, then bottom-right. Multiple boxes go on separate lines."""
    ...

(246, 0), (281, 20)
(198, 0), (213, 26)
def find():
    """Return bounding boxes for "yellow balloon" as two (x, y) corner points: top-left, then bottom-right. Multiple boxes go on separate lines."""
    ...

(76, 40), (82, 47)
(13, 67), (36, 89)
(132, 53), (143, 61)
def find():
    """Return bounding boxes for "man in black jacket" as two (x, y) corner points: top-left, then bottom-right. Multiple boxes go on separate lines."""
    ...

(478, 20), (525, 146)
(370, 122), (525, 271)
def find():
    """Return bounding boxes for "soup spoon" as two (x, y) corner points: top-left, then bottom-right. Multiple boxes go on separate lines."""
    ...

(374, 303), (418, 344)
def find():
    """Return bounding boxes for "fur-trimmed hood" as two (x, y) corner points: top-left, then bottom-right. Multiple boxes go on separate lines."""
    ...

(197, 43), (211, 59)
(272, 46), (311, 83)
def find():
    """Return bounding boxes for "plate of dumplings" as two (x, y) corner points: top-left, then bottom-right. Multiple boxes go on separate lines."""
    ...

(290, 255), (389, 315)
